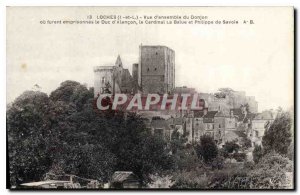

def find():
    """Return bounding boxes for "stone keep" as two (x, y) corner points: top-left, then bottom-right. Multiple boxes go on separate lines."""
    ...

(138, 45), (175, 94)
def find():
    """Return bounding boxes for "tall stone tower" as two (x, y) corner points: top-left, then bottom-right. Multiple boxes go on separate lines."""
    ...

(138, 45), (175, 94)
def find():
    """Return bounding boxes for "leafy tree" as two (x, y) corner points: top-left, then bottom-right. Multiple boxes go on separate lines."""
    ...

(253, 145), (263, 164)
(8, 80), (175, 187)
(262, 110), (292, 155)
(49, 80), (81, 102)
(195, 135), (218, 163)
(51, 144), (117, 182)
(7, 91), (53, 186)
(108, 113), (174, 184)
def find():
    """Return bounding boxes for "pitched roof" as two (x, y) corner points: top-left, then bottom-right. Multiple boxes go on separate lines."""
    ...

(230, 108), (253, 123)
(194, 110), (205, 118)
(111, 171), (137, 183)
(215, 111), (226, 117)
(203, 111), (218, 119)
(254, 111), (274, 120)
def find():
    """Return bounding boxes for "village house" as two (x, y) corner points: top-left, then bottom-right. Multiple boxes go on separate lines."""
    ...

(249, 111), (275, 146)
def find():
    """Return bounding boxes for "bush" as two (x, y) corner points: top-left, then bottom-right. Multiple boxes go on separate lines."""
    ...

(147, 174), (174, 188)
(233, 153), (246, 162)
(209, 167), (249, 189)
(171, 170), (209, 189)
(224, 140), (240, 153)
(253, 145), (263, 164)
(244, 161), (255, 170)
(211, 155), (225, 170)
(195, 135), (218, 163)
(241, 137), (252, 148)
(248, 151), (293, 189)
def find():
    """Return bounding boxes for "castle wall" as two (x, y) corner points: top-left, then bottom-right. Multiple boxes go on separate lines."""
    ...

(94, 67), (116, 97)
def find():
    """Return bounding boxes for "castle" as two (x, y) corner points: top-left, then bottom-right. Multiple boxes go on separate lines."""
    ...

(94, 45), (270, 147)
(94, 45), (175, 97)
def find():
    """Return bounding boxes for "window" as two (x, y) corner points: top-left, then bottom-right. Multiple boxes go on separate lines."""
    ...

(154, 68), (157, 71)
(147, 68), (149, 72)
(219, 124), (221, 128)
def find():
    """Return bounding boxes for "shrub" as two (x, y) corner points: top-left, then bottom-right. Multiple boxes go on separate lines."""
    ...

(147, 174), (174, 189)
(171, 170), (209, 189)
(248, 151), (293, 189)
(233, 153), (246, 162)
(224, 140), (240, 153)
(211, 155), (225, 170)
(195, 135), (218, 163)
(253, 145), (263, 164)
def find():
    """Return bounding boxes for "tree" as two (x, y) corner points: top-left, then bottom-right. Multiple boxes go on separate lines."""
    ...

(195, 135), (218, 163)
(8, 80), (175, 187)
(253, 145), (263, 164)
(108, 112), (174, 184)
(262, 110), (292, 155)
(52, 144), (117, 182)
(49, 80), (82, 102)
(7, 91), (53, 186)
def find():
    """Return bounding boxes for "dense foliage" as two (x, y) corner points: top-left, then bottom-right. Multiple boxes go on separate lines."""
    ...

(262, 110), (292, 155)
(7, 80), (294, 189)
(195, 135), (218, 163)
(7, 80), (173, 187)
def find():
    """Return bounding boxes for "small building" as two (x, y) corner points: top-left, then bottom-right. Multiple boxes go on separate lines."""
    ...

(250, 111), (275, 145)
(110, 171), (140, 189)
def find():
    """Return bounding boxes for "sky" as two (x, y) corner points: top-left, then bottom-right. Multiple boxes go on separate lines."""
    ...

(6, 7), (294, 112)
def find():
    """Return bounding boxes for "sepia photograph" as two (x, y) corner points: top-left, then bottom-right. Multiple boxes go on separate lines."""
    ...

(6, 6), (294, 190)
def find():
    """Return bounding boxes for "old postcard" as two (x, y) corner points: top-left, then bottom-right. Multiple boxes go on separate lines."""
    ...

(6, 7), (294, 190)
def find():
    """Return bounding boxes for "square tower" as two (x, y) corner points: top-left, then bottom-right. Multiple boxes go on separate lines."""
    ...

(139, 45), (175, 94)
